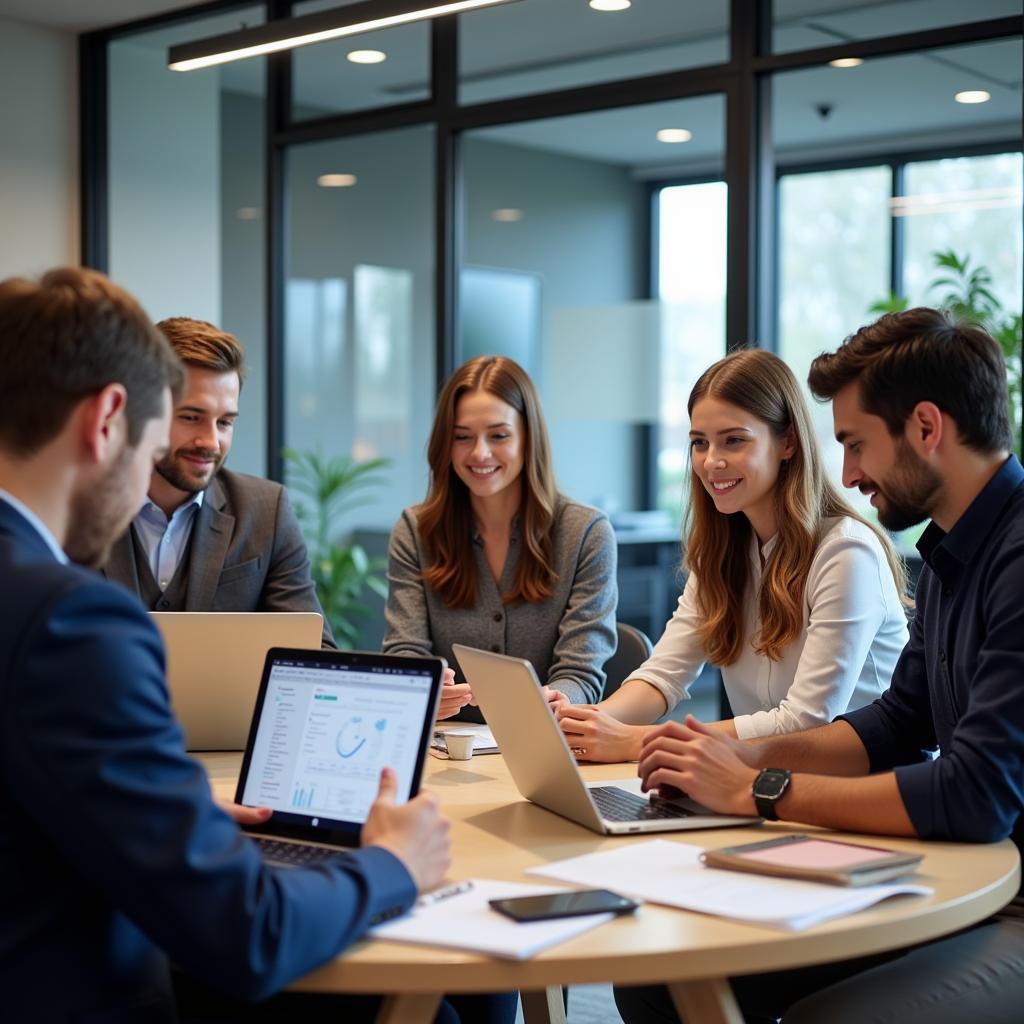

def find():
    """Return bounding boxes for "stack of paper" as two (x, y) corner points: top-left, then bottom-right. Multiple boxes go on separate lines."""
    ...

(528, 839), (932, 931)
(369, 878), (614, 959)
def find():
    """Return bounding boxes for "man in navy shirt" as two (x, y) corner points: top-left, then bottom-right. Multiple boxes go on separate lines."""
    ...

(618, 307), (1024, 1023)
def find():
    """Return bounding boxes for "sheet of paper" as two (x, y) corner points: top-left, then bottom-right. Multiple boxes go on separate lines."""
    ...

(369, 878), (614, 959)
(527, 839), (932, 932)
(432, 723), (499, 754)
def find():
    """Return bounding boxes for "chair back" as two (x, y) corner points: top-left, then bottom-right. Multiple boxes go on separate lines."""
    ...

(602, 622), (654, 700)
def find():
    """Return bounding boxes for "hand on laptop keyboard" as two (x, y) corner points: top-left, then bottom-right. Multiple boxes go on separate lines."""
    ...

(361, 766), (452, 893)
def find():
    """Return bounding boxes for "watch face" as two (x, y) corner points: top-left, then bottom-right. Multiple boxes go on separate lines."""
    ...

(754, 768), (790, 799)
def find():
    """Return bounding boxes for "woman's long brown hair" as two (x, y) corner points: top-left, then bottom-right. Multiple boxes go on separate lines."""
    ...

(418, 356), (558, 608)
(684, 349), (907, 666)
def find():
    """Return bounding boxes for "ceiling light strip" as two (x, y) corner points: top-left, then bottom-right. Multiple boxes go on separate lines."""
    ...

(168, 0), (522, 71)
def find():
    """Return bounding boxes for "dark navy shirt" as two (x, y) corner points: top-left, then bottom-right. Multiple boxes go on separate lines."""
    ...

(841, 455), (1024, 869)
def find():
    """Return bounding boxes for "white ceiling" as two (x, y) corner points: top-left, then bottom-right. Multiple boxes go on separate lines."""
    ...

(6, 0), (1021, 172)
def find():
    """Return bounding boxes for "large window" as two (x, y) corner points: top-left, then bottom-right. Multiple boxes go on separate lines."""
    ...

(284, 126), (436, 528)
(107, 5), (267, 476)
(89, 2), (1023, 642)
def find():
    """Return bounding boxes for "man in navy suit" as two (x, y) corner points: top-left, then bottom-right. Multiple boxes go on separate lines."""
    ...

(0, 268), (451, 1022)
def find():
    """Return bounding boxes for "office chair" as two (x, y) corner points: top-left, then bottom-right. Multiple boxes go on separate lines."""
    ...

(601, 622), (654, 699)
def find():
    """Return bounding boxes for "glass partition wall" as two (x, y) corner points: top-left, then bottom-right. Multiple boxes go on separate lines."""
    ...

(88, 0), (1022, 645)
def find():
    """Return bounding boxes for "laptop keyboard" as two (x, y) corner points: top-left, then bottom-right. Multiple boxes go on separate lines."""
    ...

(253, 837), (341, 868)
(590, 786), (695, 822)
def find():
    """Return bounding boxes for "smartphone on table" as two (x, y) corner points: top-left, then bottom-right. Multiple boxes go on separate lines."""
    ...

(488, 888), (638, 922)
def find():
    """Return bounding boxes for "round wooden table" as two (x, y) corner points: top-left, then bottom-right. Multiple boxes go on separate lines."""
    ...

(201, 752), (1020, 1024)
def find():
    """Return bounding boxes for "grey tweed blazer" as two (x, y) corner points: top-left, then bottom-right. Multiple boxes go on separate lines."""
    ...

(101, 468), (335, 649)
(383, 496), (617, 714)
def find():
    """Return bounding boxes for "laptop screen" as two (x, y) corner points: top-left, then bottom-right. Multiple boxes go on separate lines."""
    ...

(235, 648), (443, 844)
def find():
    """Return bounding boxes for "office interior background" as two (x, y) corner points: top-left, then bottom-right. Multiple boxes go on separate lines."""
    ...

(0, 0), (1021, 651)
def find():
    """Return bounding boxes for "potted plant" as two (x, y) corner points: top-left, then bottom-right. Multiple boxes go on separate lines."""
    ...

(283, 447), (390, 648)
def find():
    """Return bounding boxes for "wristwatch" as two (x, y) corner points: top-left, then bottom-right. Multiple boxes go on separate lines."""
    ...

(752, 768), (791, 820)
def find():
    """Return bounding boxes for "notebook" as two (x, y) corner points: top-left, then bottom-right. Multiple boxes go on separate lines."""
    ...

(235, 648), (444, 863)
(452, 644), (761, 835)
(151, 611), (323, 750)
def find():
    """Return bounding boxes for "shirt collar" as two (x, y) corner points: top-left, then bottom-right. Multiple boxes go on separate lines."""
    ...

(137, 488), (205, 520)
(916, 455), (1024, 581)
(0, 490), (69, 564)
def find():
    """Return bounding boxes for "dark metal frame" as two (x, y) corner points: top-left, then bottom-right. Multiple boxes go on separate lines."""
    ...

(78, 1), (1022, 484)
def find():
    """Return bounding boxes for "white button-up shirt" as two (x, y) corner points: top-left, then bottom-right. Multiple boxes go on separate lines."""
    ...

(631, 516), (909, 739)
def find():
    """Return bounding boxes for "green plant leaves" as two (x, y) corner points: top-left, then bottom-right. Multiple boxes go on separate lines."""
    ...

(283, 448), (391, 649)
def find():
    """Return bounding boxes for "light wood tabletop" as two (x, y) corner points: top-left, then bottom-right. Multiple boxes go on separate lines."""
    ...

(200, 751), (1020, 1024)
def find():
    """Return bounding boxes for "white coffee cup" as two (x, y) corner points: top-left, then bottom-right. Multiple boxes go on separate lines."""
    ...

(445, 731), (476, 760)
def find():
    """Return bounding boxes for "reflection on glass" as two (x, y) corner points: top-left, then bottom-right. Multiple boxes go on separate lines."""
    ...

(902, 153), (1023, 312)
(459, 0), (728, 105)
(284, 127), (434, 530)
(108, 5), (266, 476)
(462, 95), (726, 516)
(657, 182), (727, 517)
(773, 0), (1022, 54)
(777, 166), (890, 529)
(291, 0), (430, 119)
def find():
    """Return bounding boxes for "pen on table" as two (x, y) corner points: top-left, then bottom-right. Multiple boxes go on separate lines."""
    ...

(416, 880), (474, 907)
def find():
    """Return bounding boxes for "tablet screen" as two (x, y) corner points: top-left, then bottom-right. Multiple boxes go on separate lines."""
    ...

(239, 653), (437, 831)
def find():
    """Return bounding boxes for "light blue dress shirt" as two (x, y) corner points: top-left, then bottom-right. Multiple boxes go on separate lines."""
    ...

(132, 491), (204, 591)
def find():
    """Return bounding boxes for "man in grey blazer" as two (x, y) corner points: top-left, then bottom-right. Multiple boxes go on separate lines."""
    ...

(101, 317), (334, 648)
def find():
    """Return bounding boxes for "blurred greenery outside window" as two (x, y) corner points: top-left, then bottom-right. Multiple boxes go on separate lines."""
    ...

(778, 151), (1023, 553)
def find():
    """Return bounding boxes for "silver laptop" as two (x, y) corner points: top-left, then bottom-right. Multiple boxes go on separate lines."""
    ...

(452, 644), (761, 835)
(151, 611), (323, 750)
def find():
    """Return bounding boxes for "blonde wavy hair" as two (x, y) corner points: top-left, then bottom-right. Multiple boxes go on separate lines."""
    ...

(683, 349), (906, 666)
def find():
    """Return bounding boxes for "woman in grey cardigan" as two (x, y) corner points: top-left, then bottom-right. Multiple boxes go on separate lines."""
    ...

(383, 355), (617, 723)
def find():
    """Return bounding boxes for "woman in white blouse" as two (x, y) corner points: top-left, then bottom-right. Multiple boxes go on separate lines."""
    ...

(555, 348), (909, 761)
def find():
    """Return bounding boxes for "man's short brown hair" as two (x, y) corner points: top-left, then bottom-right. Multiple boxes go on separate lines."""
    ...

(156, 317), (246, 385)
(808, 307), (1013, 454)
(0, 267), (184, 456)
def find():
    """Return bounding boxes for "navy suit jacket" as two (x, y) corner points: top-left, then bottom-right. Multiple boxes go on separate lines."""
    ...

(0, 499), (413, 1022)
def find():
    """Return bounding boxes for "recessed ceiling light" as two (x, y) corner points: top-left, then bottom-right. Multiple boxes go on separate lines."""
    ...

(492, 208), (524, 222)
(829, 57), (863, 68)
(954, 90), (991, 104)
(656, 128), (692, 143)
(347, 49), (386, 64)
(318, 173), (357, 187)
(589, 0), (631, 10)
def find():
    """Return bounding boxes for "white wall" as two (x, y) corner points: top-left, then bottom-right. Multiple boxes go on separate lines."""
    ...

(0, 17), (78, 278)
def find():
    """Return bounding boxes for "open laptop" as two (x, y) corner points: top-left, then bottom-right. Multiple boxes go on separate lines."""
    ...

(453, 644), (761, 835)
(235, 647), (444, 865)
(151, 611), (323, 750)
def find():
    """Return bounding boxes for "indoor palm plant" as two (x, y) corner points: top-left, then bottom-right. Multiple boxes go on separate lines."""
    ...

(283, 447), (390, 648)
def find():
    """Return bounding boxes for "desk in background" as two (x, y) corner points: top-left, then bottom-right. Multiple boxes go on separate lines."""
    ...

(201, 752), (1020, 1024)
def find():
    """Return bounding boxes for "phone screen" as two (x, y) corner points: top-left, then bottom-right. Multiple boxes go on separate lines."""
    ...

(489, 889), (637, 922)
